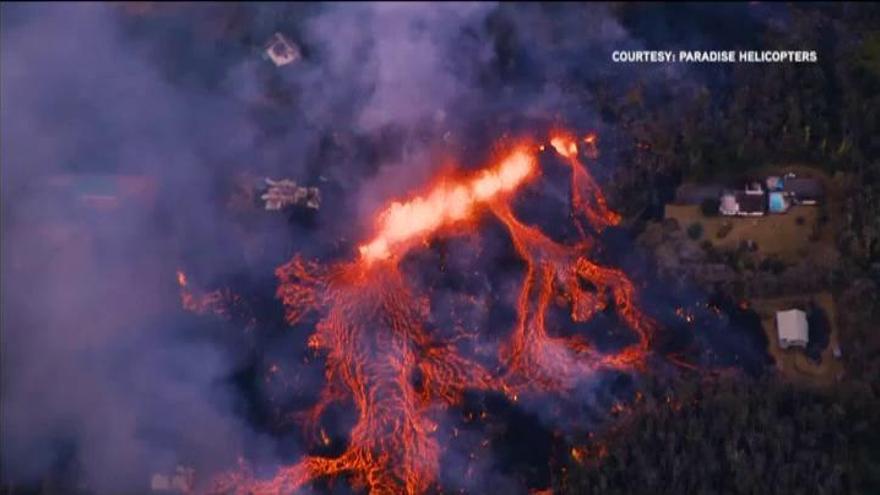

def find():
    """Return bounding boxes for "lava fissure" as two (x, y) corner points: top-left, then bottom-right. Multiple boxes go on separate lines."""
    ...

(213, 132), (656, 495)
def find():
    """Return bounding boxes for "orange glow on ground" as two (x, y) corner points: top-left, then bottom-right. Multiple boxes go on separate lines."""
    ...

(211, 130), (655, 495)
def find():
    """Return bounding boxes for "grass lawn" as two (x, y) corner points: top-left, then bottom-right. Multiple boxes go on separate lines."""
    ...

(664, 204), (827, 263)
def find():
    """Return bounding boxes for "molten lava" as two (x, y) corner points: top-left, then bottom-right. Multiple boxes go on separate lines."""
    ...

(177, 269), (233, 318)
(213, 131), (655, 495)
(359, 147), (537, 263)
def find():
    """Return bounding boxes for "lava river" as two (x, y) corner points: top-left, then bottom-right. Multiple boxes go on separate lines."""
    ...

(212, 131), (656, 495)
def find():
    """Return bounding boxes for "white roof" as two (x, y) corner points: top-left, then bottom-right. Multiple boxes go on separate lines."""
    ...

(265, 33), (301, 67)
(720, 194), (739, 215)
(776, 309), (808, 343)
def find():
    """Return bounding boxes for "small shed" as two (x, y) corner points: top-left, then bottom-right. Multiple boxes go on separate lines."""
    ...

(264, 33), (301, 67)
(719, 192), (739, 216)
(776, 309), (809, 349)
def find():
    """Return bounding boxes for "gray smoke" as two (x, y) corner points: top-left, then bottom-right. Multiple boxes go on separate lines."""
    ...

(1, 2), (694, 493)
(0, 3), (277, 493)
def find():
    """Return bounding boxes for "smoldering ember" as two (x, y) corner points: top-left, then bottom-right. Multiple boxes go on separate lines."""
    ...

(1, 3), (879, 495)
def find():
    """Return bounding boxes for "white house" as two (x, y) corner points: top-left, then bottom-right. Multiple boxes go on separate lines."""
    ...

(265, 33), (301, 67)
(776, 309), (809, 349)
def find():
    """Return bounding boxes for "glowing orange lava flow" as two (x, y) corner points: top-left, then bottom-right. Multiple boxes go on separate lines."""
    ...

(359, 147), (537, 263)
(550, 131), (620, 235)
(176, 269), (236, 319)
(212, 132), (655, 495)
(493, 199), (652, 394)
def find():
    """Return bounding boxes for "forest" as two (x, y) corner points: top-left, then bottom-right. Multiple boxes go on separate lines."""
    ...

(554, 4), (880, 494)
